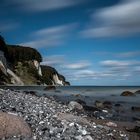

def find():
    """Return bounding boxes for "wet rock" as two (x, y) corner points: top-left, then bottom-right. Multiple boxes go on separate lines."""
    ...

(75, 99), (86, 106)
(44, 86), (56, 90)
(103, 101), (112, 109)
(23, 90), (37, 96)
(95, 100), (112, 109)
(131, 106), (140, 112)
(95, 100), (103, 108)
(0, 112), (31, 139)
(120, 91), (135, 96)
(135, 90), (140, 94)
(68, 101), (83, 111)
(133, 116), (140, 121)
(83, 105), (101, 112)
(126, 126), (140, 134)
(74, 94), (81, 97)
(114, 103), (122, 107)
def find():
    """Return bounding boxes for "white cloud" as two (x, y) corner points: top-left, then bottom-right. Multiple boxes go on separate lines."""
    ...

(82, 0), (140, 38)
(101, 60), (130, 67)
(21, 23), (76, 48)
(7, 0), (84, 12)
(0, 22), (19, 32)
(100, 60), (140, 67)
(41, 55), (65, 66)
(117, 51), (140, 58)
(64, 61), (91, 70)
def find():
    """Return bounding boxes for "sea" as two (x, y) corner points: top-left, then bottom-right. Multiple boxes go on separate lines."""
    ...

(0, 86), (140, 122)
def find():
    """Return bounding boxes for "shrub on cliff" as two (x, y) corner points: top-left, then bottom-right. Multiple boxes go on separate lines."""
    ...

(0, 35), (9, 60)
(41, 66), (57, 85)
(7, 45), (42, 64)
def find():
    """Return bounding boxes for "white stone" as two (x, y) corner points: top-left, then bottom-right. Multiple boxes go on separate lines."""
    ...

(106, 121), (117, 127)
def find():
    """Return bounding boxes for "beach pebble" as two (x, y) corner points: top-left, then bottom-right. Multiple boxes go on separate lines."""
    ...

(106, 122), (117, 127)
(0, 89), (130, 140)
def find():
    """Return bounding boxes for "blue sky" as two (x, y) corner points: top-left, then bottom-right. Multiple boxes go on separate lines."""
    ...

(1, 0), (140, 85)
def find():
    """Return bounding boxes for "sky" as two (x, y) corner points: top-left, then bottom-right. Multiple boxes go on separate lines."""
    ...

(0, 0), (140, 85)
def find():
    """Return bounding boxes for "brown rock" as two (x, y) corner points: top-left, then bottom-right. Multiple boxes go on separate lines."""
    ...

(0, 112), (31, 138)
(131, 106), (140, 112)
(44, 86), (56, 90)
(120, 91), (135, 96)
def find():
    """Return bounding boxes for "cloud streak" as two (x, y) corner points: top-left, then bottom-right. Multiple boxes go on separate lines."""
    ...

(0, 22), (19, 32)
(64, 61), (91, 70)
(21, 23), (77, 48)
(82, 0), (140, 38)
(41, 55), (65, 66)
(4, 0), (84, 12)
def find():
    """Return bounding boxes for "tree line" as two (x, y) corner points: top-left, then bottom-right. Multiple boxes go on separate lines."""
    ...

(0, 35), (42, 64)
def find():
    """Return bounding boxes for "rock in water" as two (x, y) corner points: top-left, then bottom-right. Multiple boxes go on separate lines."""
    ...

(120, 91), (135, 96)
(68, 101), (83, 111)
(131, 106), (140, 112)
(0, 112), (31, 138)
(95, 100), (103, 108)
(135, 90), (140, 94)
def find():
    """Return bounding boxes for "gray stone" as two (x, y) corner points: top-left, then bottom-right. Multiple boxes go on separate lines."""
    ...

(68, 101), (83, 111)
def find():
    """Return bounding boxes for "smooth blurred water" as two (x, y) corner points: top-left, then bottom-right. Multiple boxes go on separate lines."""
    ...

(0, 85), (140, 122)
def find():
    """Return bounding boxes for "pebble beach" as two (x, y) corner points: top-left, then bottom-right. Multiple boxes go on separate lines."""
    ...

(0, 88), (139, 140)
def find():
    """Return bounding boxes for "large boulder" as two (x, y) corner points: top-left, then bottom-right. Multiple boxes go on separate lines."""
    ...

(0, 112), (31, 139)
(120, 91), (135, 96)
(68, 101), (83, 111)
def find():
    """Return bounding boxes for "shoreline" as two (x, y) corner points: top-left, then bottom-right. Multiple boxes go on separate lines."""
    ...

(0, 88), (140, 139)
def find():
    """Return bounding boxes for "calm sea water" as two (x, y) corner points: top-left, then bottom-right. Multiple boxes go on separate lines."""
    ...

(0, 86), (140, 122)
(1, 85), (140, 104)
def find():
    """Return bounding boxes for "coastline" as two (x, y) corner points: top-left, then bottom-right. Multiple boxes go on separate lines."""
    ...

(0, 88), (139, 139)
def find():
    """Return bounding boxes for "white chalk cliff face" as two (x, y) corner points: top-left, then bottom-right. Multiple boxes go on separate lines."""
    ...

(53, 74), (63, 86)
(7, 69), (24, 85)
(33, 60), (42, 76)
(0, 61), (7, 75)
(0, 51), (24, 85)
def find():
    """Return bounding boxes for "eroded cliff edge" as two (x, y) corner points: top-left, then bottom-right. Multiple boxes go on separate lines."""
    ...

(0, 35), (70, 86)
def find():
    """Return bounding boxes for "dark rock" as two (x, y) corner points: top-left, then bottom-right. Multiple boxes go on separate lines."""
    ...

(114, 103), (122, 107)
(75, 99), (86, 106)
(29, 91), (37, 96)
(135, 90), (140, 94)
(131, 106), (140, 112)
(126, 126), (140, 134)
(95, 100), (112, 109)
(23, 91), (37, 96)
(120, 91), (135, 96)
(44, 86), (56, 91)
(74, 94), (81, 97)
(95, 100), (103, 108)
(83, 105), (101, 112)
(132, 116), (140, 121)
(103, 101), (112, 109)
